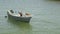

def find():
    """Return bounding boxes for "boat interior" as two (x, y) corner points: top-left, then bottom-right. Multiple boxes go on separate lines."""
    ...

(9, 10), (32, 17)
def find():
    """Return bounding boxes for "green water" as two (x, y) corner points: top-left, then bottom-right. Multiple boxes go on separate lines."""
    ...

(0, 0), (60, 34)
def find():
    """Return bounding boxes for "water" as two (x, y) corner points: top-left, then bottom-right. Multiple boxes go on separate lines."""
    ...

(0, 0), (60, 34)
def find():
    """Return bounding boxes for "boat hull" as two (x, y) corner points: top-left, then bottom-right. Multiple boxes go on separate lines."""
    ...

(7, 10), (32, 22)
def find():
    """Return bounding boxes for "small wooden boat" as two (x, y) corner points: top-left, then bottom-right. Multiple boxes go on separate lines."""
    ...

(7, 10), (32, 22)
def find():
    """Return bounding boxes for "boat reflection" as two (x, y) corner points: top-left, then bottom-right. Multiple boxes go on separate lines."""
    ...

(8, 18), (32, 29)
(7, 18), (32, 34)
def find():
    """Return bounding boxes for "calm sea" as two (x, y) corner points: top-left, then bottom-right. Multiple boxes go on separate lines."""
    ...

(0, 0), (60, 34)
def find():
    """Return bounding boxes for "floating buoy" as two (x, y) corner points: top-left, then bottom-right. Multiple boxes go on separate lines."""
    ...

(5, 16), (7, 18)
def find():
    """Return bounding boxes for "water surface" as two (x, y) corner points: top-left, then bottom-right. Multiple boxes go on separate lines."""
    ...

(0, 0), (60, 34)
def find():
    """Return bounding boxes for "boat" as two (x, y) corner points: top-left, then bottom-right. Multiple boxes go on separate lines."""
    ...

(7, 10), (32, 22)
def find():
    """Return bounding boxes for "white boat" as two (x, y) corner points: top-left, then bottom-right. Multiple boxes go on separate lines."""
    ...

(7, 10), (32, 22)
